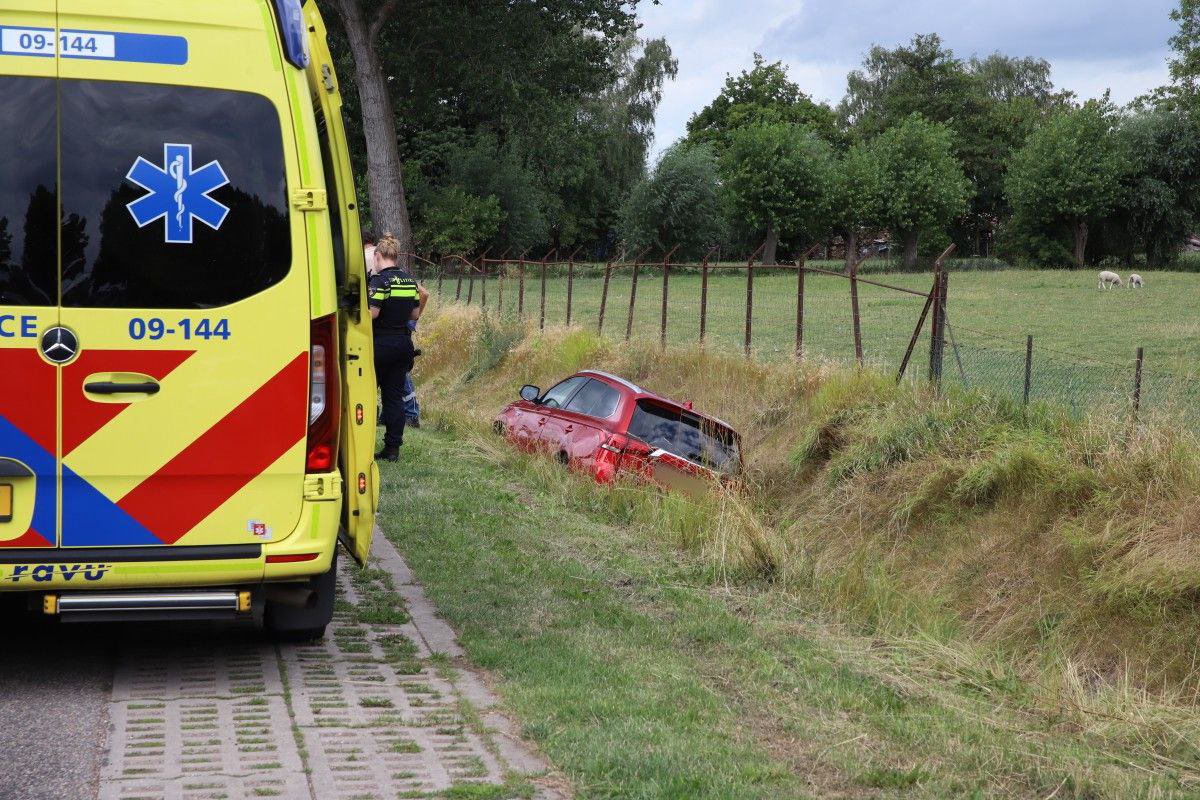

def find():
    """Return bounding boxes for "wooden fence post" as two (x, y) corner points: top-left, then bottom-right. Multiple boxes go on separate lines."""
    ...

(518, 252), (526, 319)
(598, 261), (612, 334)
(743, 243), (765, 358)
(466, 258), (475, 305)
(849, 255), (863, 366)
(478, 254), (487, 308)
(455, 269), (463, 301)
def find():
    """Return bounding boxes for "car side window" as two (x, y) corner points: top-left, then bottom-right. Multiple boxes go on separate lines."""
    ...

(564, 379), (621, 418)
(539, 376), (587, 410)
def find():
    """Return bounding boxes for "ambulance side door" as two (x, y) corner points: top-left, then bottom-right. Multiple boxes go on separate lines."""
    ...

(305, 2), (378, 566)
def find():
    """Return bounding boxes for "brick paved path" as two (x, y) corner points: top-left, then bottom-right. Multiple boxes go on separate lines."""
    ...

(97, 532), (564, 800)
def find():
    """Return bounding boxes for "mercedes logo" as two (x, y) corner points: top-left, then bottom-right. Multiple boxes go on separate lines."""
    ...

(40, 326), (79, 364)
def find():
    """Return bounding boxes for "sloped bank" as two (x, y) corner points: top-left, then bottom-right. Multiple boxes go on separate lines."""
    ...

(412, 303), (1200, 697)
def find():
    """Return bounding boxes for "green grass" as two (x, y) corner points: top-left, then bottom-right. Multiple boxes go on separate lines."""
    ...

(442, 266), (1200, 420)
(380, 427), (1199, 799)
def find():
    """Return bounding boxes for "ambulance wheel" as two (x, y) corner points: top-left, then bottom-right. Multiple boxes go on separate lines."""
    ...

(264, 550), (338, 641)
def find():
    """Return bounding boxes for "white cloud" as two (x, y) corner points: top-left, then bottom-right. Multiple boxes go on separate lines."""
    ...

(640, 0), (1176, 159)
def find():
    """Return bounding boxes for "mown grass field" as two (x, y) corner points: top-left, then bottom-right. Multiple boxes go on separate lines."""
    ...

(438, 266), (1200, 418)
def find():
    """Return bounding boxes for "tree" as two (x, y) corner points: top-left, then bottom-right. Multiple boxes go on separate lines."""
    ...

(687, 55), (839, 152)
(326, 0), (413, 260)
(872, 114), (970, 271)
(825, 143), (881, 274)
(618, 143), (727, 259)
(1005, 103), (1124, 268)
(1112, 108), (1200, 267)
(413, 187), (503, 256)
(719, 123), (835, 264)
(1168, 0), (1200, 108)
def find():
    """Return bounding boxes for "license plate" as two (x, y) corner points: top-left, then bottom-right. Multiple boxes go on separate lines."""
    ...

(0, 484), (11, 522)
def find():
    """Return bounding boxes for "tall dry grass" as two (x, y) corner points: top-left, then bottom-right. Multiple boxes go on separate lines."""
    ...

(412, 301), (1200, 701)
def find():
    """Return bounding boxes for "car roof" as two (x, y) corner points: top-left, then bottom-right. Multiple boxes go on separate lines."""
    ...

(576, 370), (735, 431)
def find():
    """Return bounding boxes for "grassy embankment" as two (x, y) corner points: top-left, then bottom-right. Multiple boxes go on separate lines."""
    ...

(382, 302), (1200, 798)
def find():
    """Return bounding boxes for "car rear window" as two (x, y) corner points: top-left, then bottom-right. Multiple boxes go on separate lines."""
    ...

(0, 76), (58, 307)
(58, 80), (291, 309)
(628, 400), (740, 474)
(564, 379), (621, 419)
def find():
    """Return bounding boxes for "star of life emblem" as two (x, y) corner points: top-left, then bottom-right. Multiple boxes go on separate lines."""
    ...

(126, 143), (230, 244)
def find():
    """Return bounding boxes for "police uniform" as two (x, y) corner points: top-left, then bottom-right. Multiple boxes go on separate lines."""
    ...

(369, 267), (420, 454)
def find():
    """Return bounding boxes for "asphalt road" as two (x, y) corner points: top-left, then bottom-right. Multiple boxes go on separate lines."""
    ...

(0, 612), (114, 800)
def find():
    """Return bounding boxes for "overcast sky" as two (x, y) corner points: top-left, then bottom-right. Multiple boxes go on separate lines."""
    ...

(638, 0), (1177, 157)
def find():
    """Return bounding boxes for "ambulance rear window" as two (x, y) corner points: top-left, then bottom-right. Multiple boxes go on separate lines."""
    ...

(59, 80), (291, 309)
(0, 76), (58, 307)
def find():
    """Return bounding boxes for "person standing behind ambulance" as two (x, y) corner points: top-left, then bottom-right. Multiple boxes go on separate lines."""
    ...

(362, 227), (377, 274)
(368, 233), (428, 461)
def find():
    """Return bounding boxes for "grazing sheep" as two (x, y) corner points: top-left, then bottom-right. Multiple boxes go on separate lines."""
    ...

(1098, 270), (1123, 289)
(1128, 273), (1144, 288)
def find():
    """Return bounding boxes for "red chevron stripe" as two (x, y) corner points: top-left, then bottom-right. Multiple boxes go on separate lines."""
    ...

(0, 528), (53, 549)
(117, 353), (309, 544)
(0, 349), (56, 455)
(61, 349), (195, 455)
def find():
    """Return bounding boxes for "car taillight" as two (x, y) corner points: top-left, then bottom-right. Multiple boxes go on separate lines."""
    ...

(306, 314), (340, 473)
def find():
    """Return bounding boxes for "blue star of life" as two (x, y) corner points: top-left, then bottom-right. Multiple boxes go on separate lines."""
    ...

(126, 143), (230, 244)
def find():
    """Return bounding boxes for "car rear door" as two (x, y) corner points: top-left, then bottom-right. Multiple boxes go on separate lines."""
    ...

(0, 0), (60, 549)
(54, 2), (310, 549)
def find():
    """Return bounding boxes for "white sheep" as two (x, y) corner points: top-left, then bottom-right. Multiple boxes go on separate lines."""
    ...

(1098, 270), (1123, 289)
(1128, 273), (1144, 288)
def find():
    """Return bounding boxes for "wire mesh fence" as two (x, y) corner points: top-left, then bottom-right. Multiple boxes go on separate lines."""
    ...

(421, 248), (1196, 427)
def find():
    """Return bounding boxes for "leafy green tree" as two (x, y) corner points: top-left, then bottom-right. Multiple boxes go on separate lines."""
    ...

(687, 55), (840, 152)
(719, 123), (835, 264)
(413, 187), (504, 256)
(1111, 108), (1200, 267)
(825, 143), (881, 274)
(444, 137), (549, 252)
(1168, 0), (1200, 108)
(872, 114), (970, 271)
(619, 143), (727, 259)
(1005, 103), (1124, 268)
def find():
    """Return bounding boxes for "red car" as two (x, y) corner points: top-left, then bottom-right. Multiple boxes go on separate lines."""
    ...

(493, 370), (742, 491)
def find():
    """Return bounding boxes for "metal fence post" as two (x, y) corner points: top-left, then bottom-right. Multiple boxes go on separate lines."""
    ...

(539, 253), (550, 331)
(796, 260), (806, 360)
(928, 266), (948, 385)
(497, 263), (505, 313)
(700, 259), (709, 346)
(466, 260), (475, 305)
(455, 269), (463, 301)
(626, 260), (640, 341)
(478, 254), (487, 308)
(1024, 335), (1033, 409)
(660, 245), (678, 348)
(436, 270), (443, 296)
(744, 241), (765, 358)
(850, 255), (863, 366)
(518, 253), (526, 319)
(1133, 346), (1144, 419)
(598, 261), (612, 334)
(566, 246), (582, 326)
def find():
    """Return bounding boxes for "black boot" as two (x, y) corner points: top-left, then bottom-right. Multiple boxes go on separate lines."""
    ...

(375, 446), (399, 462)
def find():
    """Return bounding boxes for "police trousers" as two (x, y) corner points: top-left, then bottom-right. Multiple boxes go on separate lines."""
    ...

(374, 334), (415, 449)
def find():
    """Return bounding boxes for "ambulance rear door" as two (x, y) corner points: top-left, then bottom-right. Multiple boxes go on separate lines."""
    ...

(0, 0), (60, 551)
(54, 1), (312, 551)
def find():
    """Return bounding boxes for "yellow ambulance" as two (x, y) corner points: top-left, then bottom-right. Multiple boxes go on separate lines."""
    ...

(0, 0), (379, 637)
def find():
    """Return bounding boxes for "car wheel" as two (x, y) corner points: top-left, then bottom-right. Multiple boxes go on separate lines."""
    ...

(264, 549), (337, 641)
(557, 450), (569, 467)
(492, 420), (505, 435)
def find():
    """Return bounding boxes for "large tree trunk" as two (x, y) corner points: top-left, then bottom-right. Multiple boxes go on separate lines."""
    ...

(1073, 221), (1088, 269)
(331, 0), (413, 264)
(762, 220), (778, 265)
(843, 229), (857, 275)
(900, 229), (919, 272)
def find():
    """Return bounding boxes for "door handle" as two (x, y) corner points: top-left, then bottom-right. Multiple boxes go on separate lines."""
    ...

(84, 381), (160, 395)
(537, 418), (547, 426)
(564, 425), (574, 433)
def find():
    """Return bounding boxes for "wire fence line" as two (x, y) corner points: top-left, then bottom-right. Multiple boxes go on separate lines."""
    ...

(418, 247), (1198, 426)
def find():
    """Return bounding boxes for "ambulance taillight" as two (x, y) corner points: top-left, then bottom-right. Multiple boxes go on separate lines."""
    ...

(306, 314), (340, 473)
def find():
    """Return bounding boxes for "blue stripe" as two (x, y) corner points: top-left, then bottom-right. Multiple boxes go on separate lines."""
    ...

(0, 414), (55, 543)
(61, 467), (161, 547)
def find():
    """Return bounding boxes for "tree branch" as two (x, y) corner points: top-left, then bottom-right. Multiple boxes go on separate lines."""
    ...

(368, 0), (399, 47)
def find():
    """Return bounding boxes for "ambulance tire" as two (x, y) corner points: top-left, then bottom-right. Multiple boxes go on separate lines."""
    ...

(264, 550), (338, 641)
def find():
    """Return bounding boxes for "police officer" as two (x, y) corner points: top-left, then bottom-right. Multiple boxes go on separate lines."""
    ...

(368, 233), (428, 461)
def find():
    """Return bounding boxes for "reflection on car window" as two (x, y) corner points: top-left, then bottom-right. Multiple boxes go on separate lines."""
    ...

(628, 401), (739, 473)
(540, 376), (587, 409)
(563, 379), (620, 418)
(0, 77), (58, 307)
(59, 80), (290, 309)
